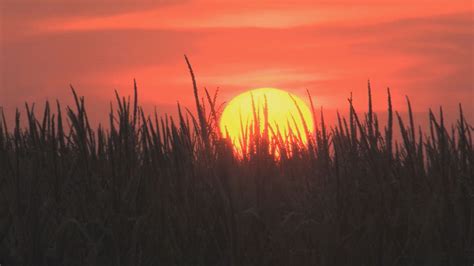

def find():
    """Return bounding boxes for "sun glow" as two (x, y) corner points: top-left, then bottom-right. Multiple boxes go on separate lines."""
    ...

(219, 88), (314, 155)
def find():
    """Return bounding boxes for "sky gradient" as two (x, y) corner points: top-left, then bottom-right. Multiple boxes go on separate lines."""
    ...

(1, 0), (473, 126)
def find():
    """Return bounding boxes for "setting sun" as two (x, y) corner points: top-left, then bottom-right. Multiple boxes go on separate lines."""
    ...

(219, 88), (314, 154)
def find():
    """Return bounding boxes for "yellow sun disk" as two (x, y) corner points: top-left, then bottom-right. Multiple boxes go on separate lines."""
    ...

(219, 88), (314, 154)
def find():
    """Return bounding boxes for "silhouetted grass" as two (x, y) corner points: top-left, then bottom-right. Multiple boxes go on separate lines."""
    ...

(0, 59), (472, 266)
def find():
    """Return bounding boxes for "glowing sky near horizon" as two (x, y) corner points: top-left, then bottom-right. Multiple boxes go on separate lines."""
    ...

(0, 0), (472, 125)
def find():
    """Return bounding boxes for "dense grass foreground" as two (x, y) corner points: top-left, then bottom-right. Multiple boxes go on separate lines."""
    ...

(0, 66), (473, 266)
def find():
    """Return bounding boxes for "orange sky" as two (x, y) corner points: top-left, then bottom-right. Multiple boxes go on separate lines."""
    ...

(1, 0), (473, 126)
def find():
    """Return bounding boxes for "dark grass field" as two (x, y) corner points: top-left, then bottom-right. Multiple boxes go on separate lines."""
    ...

(0, 63), (473, 265)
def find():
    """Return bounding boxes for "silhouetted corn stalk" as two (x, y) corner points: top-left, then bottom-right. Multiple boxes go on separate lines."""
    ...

(0, 66), (472, 265)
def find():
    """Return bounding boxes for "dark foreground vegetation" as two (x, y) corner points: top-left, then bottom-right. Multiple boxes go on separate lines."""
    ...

(0, 63), (473, 266)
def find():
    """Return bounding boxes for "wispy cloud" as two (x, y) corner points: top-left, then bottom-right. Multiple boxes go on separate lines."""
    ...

(29, 0), (471, 32)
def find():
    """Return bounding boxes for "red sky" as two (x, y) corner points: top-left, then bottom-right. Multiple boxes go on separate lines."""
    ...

(1, 0), (473, 126)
